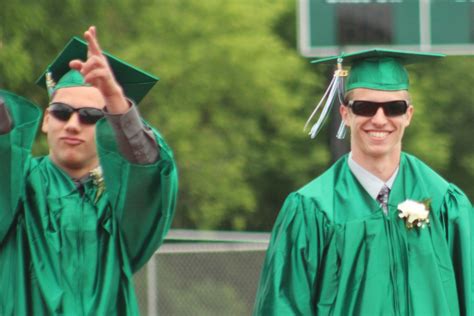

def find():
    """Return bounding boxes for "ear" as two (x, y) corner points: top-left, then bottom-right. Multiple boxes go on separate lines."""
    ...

(339, 104), (350, 126)
(404, 105), (414, 127)
(41, 110), (50, 133)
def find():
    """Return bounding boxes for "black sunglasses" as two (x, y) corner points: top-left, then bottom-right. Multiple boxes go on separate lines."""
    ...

(48, 102), (105, 125)
(347, 100), (408, 117)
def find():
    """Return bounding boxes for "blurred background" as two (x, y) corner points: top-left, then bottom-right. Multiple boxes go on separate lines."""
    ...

(0, 0), (472, 314)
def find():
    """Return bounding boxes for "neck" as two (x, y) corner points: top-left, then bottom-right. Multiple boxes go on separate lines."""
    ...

(351, 150), (401, 182)
(62, 167), (93, 180)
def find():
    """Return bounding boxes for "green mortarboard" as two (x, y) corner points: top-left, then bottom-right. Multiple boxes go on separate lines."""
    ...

(311, 48), (445, 92)
(305, 48), (444, 139)
(36, 37), (159, 104)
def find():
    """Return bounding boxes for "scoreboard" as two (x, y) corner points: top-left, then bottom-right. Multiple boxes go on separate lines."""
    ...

(298, 0), (474, 56)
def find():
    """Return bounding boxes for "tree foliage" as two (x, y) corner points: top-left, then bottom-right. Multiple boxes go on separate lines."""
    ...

(407, 57), (474, 198)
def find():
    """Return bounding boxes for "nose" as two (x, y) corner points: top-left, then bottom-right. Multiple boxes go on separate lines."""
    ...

(64, 112), (82, 133)
(371, 107), (388, 125)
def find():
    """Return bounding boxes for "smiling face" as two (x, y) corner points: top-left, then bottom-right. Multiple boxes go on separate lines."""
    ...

(42, 86), (106, 178)
(340, 88), (414, 165)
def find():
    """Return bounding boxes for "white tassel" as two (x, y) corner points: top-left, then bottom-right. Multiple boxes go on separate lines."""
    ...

(304, 58), (348, 139)
(303, 75), (336, 132)
(308, 76), (341, 138)
(336, 75), (348, 140)
(336, 120), (347, 139)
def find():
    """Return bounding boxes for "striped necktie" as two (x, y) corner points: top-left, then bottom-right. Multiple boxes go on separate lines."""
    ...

(376, 185), (390, 214)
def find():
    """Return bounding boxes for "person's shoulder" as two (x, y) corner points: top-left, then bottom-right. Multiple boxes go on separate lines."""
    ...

(401, 153), (471, 209)
(275, 189), (332, 234)
(297, 155), (347, 199)
(285, 155), (348, 223)
(402, 153), (449, 190)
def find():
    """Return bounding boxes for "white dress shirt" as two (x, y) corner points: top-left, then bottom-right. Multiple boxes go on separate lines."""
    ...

(347, 152), (399, 200)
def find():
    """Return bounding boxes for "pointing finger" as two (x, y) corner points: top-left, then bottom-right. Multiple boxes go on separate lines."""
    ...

(84, 26), (102, 57)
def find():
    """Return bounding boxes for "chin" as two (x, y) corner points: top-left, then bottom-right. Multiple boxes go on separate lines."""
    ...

(55, 150), (85, 165)
(60, 153), (81, 164)
(59, 159), (84, 170)
(365, 145), (398, 159)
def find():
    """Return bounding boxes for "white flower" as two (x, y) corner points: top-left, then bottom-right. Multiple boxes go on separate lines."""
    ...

(397, 199), (430, 229)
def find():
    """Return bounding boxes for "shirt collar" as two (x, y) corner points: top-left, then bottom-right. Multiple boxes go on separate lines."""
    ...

(348, 152), (399, 199)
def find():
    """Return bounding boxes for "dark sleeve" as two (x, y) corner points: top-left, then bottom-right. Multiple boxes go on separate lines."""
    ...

(104, 103), (159, 164)
(0, 99), (13, 135)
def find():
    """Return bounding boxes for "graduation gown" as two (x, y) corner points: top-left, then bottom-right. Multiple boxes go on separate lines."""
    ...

(0, 91), (178, 315)
(254, 153), (473, 316)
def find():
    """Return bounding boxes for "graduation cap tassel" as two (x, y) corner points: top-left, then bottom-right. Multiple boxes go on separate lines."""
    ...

(335, 72), (348, 139)
(303, 75), (336, 133)
(308, 76), (340, 138)
(336, 120), (348, 139)
(45, 71), (56, 97)
(304, 58), (348, 139)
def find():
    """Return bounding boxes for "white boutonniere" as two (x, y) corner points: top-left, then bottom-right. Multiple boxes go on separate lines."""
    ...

(397, 199), (431, 229)
(90, 166), (105, 204)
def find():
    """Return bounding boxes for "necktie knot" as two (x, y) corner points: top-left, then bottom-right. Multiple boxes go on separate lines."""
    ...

(376, 185), (390, 214)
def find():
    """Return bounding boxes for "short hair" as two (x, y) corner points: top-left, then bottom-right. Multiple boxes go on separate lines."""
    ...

(343, 89), (412, 105)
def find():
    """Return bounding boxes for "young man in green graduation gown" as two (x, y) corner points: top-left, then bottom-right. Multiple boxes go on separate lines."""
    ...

(0, 26), (177, 315)
(253, 50), (473, 315)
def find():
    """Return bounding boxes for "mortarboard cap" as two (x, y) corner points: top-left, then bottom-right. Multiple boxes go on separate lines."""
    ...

(311, 48), (445, 92)
(305, 48), (445, 139)
(36, 37), (159, 104)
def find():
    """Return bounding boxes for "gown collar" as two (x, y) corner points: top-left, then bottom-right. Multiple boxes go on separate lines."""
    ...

(347, 152), (399, 200)
(43, 157), (94, 198)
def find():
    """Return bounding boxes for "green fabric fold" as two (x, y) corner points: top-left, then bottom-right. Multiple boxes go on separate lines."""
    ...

(254, 154), (473, 315)
(0, 95), (178, 315)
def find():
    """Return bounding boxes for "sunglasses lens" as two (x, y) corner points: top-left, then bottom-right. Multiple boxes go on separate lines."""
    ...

(78, 108), (104, 124)
(351, 101), (378, 116)
(49, 103), (73, 121)
(350, 101), (408, 117)
(384, 101), (408, 116)
(49, 103), (104, 124)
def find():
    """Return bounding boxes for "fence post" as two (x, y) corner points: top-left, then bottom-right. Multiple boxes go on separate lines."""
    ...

(147, 255), (158, 315)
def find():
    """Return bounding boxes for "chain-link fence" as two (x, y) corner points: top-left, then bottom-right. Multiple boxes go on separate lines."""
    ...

(133, 230), (270, 316)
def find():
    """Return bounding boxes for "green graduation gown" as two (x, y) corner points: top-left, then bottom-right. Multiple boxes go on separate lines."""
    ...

(0, 90), (178, 315)
(254, 153), (473, 316)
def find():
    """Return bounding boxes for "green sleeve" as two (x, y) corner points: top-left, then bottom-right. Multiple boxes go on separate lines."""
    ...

(253, 192), (327, 316)
(95, 119), (178, 272)
(0, 90), (41, 242)
(440, 185), (473, 315)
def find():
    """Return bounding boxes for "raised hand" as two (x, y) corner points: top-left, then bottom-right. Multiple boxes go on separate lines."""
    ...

(69, 26), (129, 113)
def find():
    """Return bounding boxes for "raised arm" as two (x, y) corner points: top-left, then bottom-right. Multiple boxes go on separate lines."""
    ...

(96, 119), (177, 272)
(70, 26), (159, 164)
(71, 26), (177, 271)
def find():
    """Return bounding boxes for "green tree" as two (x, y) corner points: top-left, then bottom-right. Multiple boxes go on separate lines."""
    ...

(408, 57), (474, 199)
(127, 0), (329, 230)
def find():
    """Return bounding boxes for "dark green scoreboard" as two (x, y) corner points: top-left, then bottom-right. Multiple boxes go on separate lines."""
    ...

(298, 0), (474, 56)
